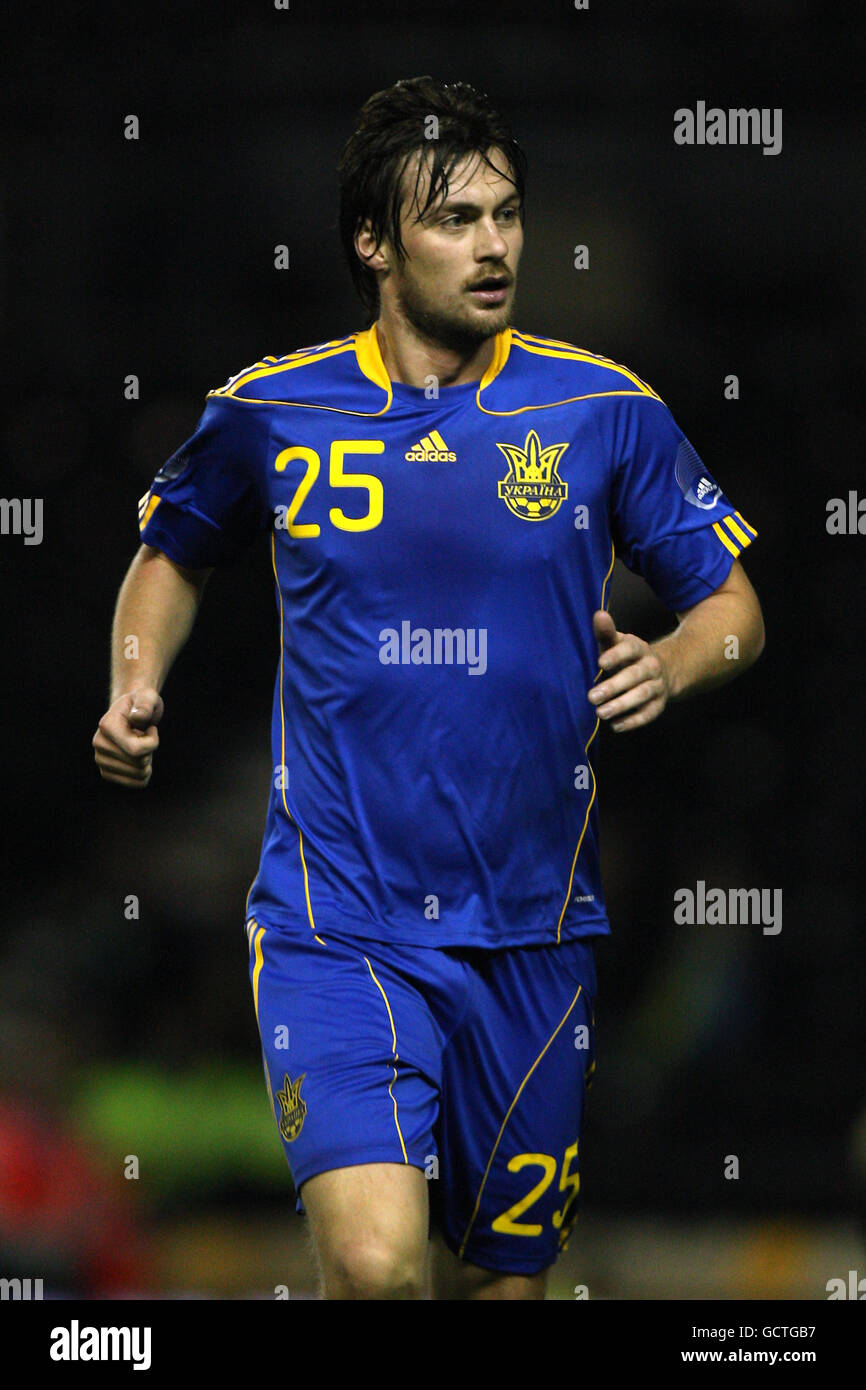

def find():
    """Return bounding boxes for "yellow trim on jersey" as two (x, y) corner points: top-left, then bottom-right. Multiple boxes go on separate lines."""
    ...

(722, 515), (750, 547)
(353, 323), (394, 405)
(478, 326), (512, 391)
(716, 514), (758, 556)
(251, 922), (266, 1022)
(510, 331), (661, 399)
(248, 919), (274, 1109)
(457, 984), (584, 1259)
(722, 517), (756, 547)
(363, 956), (409, 1163)
(271, 531), (319, 935)
(555, 541), (616, 944)
(713, 520), (741, 557)
(358, 320), (512, 406)
(203, 324), (661, 422)
(210, 325), (394, 416)
(210, 337), (356, 398)
(138, 493), (161, 530)
(477, 388), (659, 419)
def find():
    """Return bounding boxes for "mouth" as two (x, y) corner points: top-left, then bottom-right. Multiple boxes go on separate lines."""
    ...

(467, 276), (510, 305)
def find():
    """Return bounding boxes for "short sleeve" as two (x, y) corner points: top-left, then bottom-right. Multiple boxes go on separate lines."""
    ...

(604, 394), (758, 611)
(137, 396), (272, 568)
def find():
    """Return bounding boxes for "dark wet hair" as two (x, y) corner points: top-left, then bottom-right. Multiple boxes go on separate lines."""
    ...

(337, 76), (526, 320)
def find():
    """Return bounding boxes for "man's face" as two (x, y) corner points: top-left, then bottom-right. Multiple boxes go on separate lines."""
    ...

(380, 145), (523, 348)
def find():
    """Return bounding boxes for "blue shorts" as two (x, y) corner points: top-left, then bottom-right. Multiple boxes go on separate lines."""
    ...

(245, 915), (598, 1276)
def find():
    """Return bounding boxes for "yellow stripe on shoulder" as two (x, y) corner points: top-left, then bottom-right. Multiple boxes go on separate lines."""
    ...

(209, 336), (357, 398)
(510, 331), (661, 399)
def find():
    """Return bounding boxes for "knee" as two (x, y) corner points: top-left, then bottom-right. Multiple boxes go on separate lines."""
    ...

(323, 1239), (426, 1300)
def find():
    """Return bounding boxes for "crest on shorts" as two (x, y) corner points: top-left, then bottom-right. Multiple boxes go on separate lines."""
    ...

(276, 1072), (307, 1142)
(496, 429), (569, 521)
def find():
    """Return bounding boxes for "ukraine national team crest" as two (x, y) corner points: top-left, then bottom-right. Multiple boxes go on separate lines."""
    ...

(275, 1072), (307, 1143)
(496, 430), (569, 521)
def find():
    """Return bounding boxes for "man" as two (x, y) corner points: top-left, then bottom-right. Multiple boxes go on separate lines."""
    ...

(93, 76), (764, 1300)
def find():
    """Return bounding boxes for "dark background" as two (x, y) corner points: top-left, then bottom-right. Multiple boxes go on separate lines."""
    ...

(1, 0), (863, 1295)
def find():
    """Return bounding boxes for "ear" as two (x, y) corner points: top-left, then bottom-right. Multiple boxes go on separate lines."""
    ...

(355, 218), (389, 272)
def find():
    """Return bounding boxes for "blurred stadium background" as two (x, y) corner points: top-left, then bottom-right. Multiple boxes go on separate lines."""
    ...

(1, 0), (863, 1298)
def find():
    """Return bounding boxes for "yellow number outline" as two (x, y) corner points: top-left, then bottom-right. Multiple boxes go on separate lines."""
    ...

(490, 1141), (581, 1240)
(552, 1139), (580, 1231)
(328, 440), (384, 532)
(274, 446), (320, 537)
(273, 440), (384, 537)
(491, 1153), (557, 1237)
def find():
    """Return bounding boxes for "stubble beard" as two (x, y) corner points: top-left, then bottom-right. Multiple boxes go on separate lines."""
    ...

(395, 275), (516, 356)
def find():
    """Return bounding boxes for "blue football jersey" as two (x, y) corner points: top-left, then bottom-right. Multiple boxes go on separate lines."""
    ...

(138, 326), (757, 948)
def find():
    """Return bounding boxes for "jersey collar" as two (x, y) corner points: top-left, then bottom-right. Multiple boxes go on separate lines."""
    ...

(354, 321), (512, 409)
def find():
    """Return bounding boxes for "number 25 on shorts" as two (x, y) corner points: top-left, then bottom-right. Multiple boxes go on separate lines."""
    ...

(491, 1140), (580, 1240)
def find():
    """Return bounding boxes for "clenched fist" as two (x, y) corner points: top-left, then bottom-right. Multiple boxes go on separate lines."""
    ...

(93, 688), (164, 787)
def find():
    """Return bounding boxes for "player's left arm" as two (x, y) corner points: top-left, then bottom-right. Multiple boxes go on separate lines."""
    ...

(587, 558), (765, 733)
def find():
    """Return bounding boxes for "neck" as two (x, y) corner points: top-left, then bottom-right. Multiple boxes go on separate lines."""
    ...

(374, 311), (497, 389)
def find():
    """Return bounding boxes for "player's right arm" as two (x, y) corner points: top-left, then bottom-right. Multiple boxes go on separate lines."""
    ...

(95, 385), (272, 786)
(92, 544), (213, 788)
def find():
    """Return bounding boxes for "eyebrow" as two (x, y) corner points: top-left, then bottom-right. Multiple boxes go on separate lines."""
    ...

(434, 191), (521, 215)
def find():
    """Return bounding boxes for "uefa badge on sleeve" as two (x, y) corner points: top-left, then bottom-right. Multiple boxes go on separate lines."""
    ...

(674, 438), (722, 510)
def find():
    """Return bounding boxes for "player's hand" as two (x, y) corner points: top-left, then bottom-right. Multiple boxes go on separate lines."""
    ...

(92, 688), (164, 787)
(587, 611), (671, 732)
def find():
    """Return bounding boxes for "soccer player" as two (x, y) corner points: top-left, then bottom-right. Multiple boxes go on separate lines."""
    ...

(93, 77), (765, 1300)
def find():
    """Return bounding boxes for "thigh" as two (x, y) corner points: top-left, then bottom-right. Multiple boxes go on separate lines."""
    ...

(246, 918), (441, 1196)
(302, 1162), (429, 1298)
(431, 936), (598, 1279)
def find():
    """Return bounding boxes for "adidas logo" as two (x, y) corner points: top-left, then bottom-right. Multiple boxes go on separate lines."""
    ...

(404, 430), (457, 462)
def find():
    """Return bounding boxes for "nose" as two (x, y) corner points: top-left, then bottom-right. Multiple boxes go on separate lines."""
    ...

(474, 216), (509, 261)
